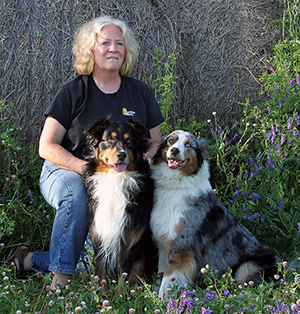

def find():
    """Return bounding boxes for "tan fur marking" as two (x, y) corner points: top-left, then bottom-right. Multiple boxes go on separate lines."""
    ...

(111, 132), (117, 138)
(179, 153), (198, 175)
(174, 220), (185, 235)
(124, 133), (130, 140)
(127, 227), (145, 252)
(165, 250), (197, 280)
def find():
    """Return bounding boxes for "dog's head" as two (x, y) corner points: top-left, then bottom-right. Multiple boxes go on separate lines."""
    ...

(84, 116), (150, 172)
(153, 130), (208, 175)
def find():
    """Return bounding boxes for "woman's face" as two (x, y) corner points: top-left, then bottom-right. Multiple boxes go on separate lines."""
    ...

(93, 25), (126, 73)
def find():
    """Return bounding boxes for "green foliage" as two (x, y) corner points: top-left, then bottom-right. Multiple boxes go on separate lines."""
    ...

(0, 100), (54, 251)
(149, 46), (178, 136)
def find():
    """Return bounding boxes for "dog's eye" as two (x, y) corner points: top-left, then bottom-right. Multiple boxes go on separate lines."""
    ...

(185, 142), (191, 148)
(106, 138), (114, 144)
(126, 138), (132, 144)
(168, 138), (174, 145)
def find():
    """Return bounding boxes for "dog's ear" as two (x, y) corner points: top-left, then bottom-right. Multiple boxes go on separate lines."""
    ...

(196, 138), (209, 165)
(84, 116), (111, 147)
(152, 136), (167, 164)
(127, 118), (150, 152)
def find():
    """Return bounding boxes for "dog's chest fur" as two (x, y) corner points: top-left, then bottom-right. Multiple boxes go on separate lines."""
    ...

(86, 170), (142, 256)
(150, 161), (211, 243)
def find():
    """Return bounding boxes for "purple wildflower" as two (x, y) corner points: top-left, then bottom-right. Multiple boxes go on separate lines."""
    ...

(277, 300), (284, 312)
(279, 97), (282, 109)
(217, 128), (222, 136)
(229, 132), (239, 144)
(254, 163), (260, 174)
(293, 131), (300, 136)
(295, 112), (300, 126)
(245, 170), (249, 182)
(210, 128), (216, 137)
(268, 107), (271, 114)
(225, 136), (229, 146)
(28, 190), (33, 203)
(278, 199), (284, 211)
(243, 213), (260, 220)
(243, 206), (249, 213)
(250, 192), (261, 200)
(286, 93), (290, 98)
(290, 79), (295, 88)
(297, 74), (300, 87)
(223, 289), (229, 295)
(201, 308), (213, 314)
(261, 215), (265, 223)
(274, 83), (277, 90)
(166, 299), (176, 314)
(242, 191), (247, 196)
(288, 117), (293, 129)
(205, 292), (217, 301)
(275, 143), (280, 150)
(298, 223), (300, 233)
(280, 133), (285, 145)
(267, 93), (271, 98)
(249, 157), (253, 166)
(177, 290), (197, 314)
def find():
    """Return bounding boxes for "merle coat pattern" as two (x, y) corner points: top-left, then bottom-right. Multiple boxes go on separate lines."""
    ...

(150, 130), (281, 297)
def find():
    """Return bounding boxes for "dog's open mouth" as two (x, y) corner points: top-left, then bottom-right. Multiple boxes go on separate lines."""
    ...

(107, 159), (127, 172)
(167, 158), (188, 169)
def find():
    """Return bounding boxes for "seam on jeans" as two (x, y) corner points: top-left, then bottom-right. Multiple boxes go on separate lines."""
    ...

(53, 170), (73, 272)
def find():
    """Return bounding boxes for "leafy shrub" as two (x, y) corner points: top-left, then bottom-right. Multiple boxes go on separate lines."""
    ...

(0, 101), (54, 251)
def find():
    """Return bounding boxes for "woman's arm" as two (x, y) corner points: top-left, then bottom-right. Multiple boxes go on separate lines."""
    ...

(146, 125), (162, 159)
(39, 116), (88, 175)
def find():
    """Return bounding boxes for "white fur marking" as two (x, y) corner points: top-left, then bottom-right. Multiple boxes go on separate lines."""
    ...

(86, 170), (143, 271)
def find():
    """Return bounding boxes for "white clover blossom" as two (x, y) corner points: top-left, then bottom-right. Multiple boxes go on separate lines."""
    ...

(212, 111), (217, 116)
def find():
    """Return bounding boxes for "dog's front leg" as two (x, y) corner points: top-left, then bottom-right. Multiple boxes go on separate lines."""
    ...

(159, 249), (197, 298)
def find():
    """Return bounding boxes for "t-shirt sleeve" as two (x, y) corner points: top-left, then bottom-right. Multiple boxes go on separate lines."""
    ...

(44, 84), (78, 131)
(145, 84), (165, 130)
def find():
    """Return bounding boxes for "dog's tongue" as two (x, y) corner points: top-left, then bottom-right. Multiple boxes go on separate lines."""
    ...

(114, 163), (127, 172)
(167, 158), (188, 169)
(168, 158), (180, 168)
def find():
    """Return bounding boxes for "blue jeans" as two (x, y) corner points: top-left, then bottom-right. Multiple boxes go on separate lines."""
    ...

(31, 160), (89, 275)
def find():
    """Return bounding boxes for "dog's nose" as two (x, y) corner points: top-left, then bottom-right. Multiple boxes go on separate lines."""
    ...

(117, 151), (126, 161)
(170, 147), (180, 156)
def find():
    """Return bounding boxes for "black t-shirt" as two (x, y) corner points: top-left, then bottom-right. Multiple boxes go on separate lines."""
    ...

(44, 75), (165, 159)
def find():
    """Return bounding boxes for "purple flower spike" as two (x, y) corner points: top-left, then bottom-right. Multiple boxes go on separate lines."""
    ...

(297, 74), (300, 87)
(290, 79), (295, 88)
(288, 117), (293, 129)
(280, 133), (285, 145)
(250, 192), (261, 200)
(279, 97), (282, 109)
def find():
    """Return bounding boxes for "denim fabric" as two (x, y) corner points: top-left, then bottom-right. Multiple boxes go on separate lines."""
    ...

(33, 160), (89, 275)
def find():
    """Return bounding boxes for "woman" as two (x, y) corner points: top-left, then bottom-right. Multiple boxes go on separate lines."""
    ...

(9, 16), (164, 290)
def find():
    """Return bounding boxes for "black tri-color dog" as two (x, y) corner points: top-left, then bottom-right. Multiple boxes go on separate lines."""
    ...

(83, 117), (156, 289)
(150, 130), (281, 297)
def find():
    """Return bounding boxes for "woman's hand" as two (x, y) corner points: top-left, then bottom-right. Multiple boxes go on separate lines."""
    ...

(39, 116), (88, 175)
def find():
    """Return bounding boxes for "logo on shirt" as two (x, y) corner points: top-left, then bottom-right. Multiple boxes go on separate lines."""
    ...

(122, 108), (135, 117)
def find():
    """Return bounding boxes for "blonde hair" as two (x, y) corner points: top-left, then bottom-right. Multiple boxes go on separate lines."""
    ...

(72, 16), (139, 76)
